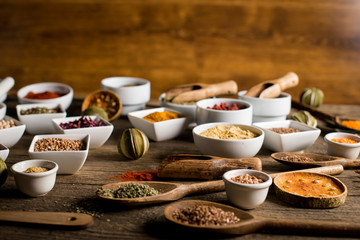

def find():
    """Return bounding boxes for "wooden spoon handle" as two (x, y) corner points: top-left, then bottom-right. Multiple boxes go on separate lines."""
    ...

(291, 100), (337, 123)
(273, 72), (299, 91)
(342, 159), (360, 168)
(0, 211), (94, 229)
(269, 164), (344, 178)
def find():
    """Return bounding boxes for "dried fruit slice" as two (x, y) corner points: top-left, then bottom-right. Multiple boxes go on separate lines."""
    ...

(82, 90), (122, 121)
(81, 106), (109, 121)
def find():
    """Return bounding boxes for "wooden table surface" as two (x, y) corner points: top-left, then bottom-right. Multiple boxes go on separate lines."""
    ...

(1, 96), (360, 240)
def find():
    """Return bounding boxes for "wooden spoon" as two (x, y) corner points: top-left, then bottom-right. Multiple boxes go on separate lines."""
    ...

(164, 199), (360, 236)
(96, 165), (343, 206)
(245, 72), (299, 98)
(271, 152), (360, 169)
(0, 211), (94, 229)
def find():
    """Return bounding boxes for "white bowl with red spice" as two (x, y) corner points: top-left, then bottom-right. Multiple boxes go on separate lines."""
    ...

(28, 134), (90, 174)
(0, 116), (26, 148)
(17, 82), (74, 110)
(196, 98), (252, 125)
(223, 169), (272, 209)
(51, 115), (114, 148)
(11, 159), (58, 197)
(253, 120), (321, 152)
(128, 107), (191, 141)
(192, 122), (264, 158)
(324, 132), (360, 159)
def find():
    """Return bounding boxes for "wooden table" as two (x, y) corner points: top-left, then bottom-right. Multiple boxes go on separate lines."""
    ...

(1, 96), (360, 240)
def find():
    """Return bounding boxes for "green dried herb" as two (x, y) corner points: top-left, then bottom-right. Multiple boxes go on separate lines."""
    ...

(97, 182), (159, 198)
(20, 106), (61, 115)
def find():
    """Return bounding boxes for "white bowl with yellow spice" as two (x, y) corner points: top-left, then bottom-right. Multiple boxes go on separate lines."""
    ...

(128, 107), (191, 141)
(192, 122), (264, 158)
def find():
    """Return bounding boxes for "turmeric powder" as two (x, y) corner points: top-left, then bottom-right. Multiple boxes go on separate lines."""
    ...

(342, 120), (360, 131)
(331, 138), (358, 144)
(143, 111), (181, 122)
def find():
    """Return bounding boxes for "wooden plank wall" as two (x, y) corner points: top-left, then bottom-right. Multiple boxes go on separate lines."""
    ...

(0, 0), (359, 104)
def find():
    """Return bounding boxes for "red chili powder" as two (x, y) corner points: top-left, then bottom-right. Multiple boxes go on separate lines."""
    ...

(110, 170), (160, 181)
(25, 91), (61, 100)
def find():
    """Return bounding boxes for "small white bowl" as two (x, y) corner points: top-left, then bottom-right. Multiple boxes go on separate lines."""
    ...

(52, 115), (113, 148)
(192, 122), (264, 158)
(253, 120), (321, 152)
(223, 169), (272, 209)
(159, 93), (197, 121)
(324, 132), (360, 159)
(196, 98), (252, 125)
(101, 77), (151, 115)
(0, 94), (6, 103)
(238, 90), (291, 123)
(0, 103), (6, 119)
(16, 103), (66, 135)
(0, 144), (9, 162)
(28, 134), (90, 174)
(17, 82), (74, 110)
(0, 116), (26, 148)
(11, 159), (58, 197)
(128, 107), (191, 141)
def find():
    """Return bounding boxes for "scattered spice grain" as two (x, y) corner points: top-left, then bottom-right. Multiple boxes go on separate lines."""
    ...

(34, 138), (86, 152)
(279, 155), (316, 163)
(230, 174), (264, 184)
(96, 182), (159, 198)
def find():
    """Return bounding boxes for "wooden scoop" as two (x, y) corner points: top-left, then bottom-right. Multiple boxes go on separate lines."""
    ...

(245, 72), (299, 98)
(0, 211), (94, 229)
(271, 152), (360, 169)
(96, 165), (343, 206)
(164, 199), (360, 236)
(164, 80), (238, 104)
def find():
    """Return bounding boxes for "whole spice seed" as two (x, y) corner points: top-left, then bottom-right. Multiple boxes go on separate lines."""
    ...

(0, 119), (16, 129)
(96, 182), (159, 198)
(279, 155), (316, 163)
(59, 116), (106, 129)
(268, 127), (301, 134)
(230, 174), (264, 184)
(172, 205), (240, 226)
(34, 138), (86, 152)
(20, 106), (61, 115)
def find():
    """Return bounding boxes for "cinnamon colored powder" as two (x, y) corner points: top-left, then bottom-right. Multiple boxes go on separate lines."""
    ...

(110, 170), (160, 181)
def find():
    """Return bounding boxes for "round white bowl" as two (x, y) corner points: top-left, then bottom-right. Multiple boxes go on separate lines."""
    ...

(0, 103), (6, 119)
(0, 116), (26, 148)
(101, 77), (151, 115)
(159, 93), (197, 121)
(0, 144), (9, 162)
(192, 122), (264, 158)
(196, 98), (252, 125)
(324, 132), (360, 159)
(11, 159), (58, 197)
(17, 82), (74, 110)
(223, 169), (272, 209)
(238, 90), (291, 122)
(0, 94), (6, 103)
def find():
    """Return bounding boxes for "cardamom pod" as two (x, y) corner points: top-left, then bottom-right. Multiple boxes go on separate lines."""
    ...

(118, 128), (149, 160)
(290, 110), (318, 128)
(300, 88), (324, 108)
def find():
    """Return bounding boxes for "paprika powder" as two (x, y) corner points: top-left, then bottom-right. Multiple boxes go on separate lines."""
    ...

(25, 91), (61, 100)
(110, 170), (160, 181)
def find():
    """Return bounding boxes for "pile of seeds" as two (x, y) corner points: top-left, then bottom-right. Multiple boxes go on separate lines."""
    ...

(59, 116), (106, 129)
(230, 174), (264, 184)
(279, 155), (315, 163)
(20, 106), (61, 115)
(34, 138), (86, 152)
(0, 119), (16, 129)
(96, 182), (159, 199)
(172, 205), (240, 226)
(269, 127), (301, 134)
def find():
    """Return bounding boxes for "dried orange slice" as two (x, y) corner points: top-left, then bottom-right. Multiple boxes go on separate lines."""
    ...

(82, 90), (122, 121)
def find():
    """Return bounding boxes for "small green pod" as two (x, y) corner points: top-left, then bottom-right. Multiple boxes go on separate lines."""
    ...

(300, 88), (324, 108)
(118, 128), (150, 160)
(290, 110), (318, 128)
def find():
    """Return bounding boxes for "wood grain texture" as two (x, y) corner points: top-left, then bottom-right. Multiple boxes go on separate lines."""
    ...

(0, 0), (360, 105)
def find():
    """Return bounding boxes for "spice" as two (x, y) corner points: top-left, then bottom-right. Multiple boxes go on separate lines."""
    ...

(110, 170), (159, 181)
(200, 125), (257, 140)
(279, 155), (316, 163)
(59, 116), (106, 129)
(143, 111), (181, 122)
(0, 119), (16, 129)
(20, 106), (61, 115)
(34, 138), (86, 152)
(118, 128), (150, 160)
(96, 182), (159, 198)
(230, 174), (264, 184)
(342, 120), (360, 131)
(269, 127), (301, 134)
(25, 91), (61, 99)
(331, 138), (358, 144)
(207, 102), (246, 111)
(172, 205), (240, 226)
(24, 166), (49, 173)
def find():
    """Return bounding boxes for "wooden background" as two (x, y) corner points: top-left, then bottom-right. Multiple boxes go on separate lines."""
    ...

(1, 0), (360, 104)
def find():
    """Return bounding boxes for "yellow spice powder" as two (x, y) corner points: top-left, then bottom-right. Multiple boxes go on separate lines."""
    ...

(200, 125), (257, 140)
(24, 166), (49, 173)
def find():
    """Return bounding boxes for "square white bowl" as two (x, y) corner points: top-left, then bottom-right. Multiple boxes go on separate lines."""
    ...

(16, 103), (67, 134)
(28, 134), (90, 174)
(128, 107), (191, 141)
(51, 115), (114, 148)
(0, 116), (26, 148)
(0, 144), (9, 162)
(253, 120), (321, 152)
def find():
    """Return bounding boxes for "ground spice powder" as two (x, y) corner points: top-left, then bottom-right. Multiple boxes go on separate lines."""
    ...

(110, 170), (160, 181)
(25, 91), (61, 99)
(143, 111), (180, 122)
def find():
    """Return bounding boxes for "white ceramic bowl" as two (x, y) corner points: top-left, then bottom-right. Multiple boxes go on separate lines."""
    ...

(0, 103), (6, 119)
(17, 82), (74, 110)
(324, 132), (360, 159)
(11, 159), (58, 197)
(28, 134), (90, 174)
(0, 94), (6, 103)
(238, 90), (291, 123)
(128, 107), (191, 141)
(159, 93), (197, 121)
(0, 144), (9, 162)
(192, 122), (264, 158)
(0, 116), (26, 148)
(52, 115), (113, 148)
(196, 98), (252, 125)
(253, 120), (321, 152)
(16, 103), (67, 135)
(101, 77), (151, 115)
(223, 169), (272, 209)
